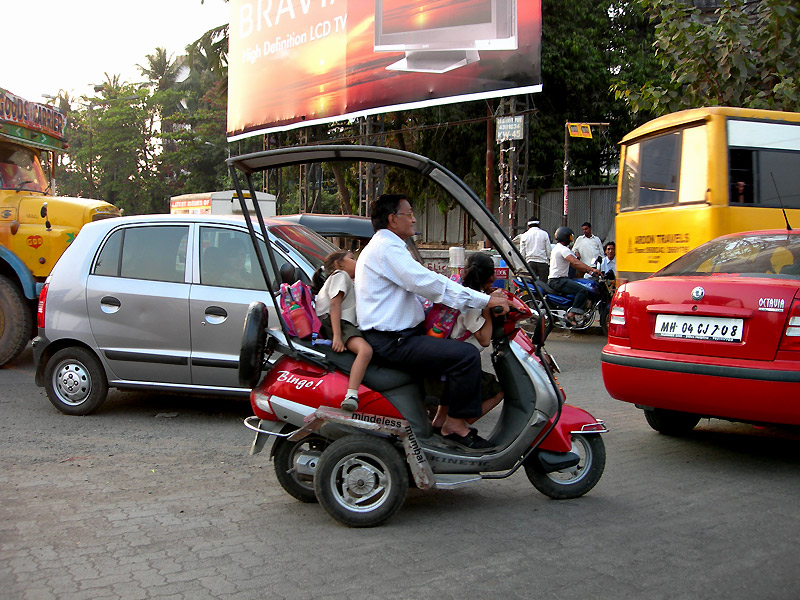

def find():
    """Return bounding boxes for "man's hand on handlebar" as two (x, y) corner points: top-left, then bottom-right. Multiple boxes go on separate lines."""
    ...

(488, 290), (510, 315)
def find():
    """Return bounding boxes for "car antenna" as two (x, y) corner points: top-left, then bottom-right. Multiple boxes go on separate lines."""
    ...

(770, 171), (792, 231)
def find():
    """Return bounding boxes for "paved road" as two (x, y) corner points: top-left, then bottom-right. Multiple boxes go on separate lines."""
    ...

(2, 332), (799, 600)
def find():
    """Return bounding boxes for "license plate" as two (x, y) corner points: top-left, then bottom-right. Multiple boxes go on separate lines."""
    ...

(654, 314), (744, 342)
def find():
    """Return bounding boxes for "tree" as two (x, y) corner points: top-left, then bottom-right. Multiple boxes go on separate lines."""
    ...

(614, 0), (800, 114)
(529, 0), (661, 190)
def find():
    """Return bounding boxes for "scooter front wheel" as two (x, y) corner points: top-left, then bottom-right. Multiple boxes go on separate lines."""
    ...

(314, 435), (408, 528)
(525, 434), (606, 499)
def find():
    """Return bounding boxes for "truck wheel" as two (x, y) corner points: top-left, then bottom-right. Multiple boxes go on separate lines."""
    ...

(0, 275), (32, 367)
(44, 347), (108, 415)
(314, 435), (408, 528)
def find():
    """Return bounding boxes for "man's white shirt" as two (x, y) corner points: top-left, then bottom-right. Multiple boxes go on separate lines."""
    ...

(355, 229), (489, 331)
(519, 226), (551, 264)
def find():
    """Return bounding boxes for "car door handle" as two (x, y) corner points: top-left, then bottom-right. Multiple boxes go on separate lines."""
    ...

(100, 296), (121, 314)
(204, 306), (227, 325)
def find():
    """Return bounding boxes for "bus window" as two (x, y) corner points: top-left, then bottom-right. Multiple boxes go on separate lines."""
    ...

(728, 119), (800, 209)
(619, 131), (681, 210)
(678, 125), (708, 204)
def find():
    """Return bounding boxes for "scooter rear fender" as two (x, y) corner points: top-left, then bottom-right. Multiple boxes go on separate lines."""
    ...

(536, 404), (607, 452)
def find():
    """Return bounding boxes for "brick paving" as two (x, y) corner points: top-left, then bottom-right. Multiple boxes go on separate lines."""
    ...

(2, 337), (799, 599)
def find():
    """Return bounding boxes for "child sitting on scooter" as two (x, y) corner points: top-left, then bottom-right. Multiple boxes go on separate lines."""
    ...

(311, 250), (373, 412)
(430, 252), (504, 432)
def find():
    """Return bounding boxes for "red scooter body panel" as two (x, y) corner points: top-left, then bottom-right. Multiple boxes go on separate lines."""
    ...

(251, 355), (403, 421)
(536, 404), (602, 452)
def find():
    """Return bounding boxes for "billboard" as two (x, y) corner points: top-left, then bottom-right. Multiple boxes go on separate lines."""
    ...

(227, 0), (541, 140)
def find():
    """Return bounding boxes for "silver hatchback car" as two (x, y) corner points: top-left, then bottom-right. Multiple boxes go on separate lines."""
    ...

(33, 214), (338, 415)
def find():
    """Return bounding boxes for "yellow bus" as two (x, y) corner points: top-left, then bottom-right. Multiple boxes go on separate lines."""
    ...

(615, 106), (800, 282)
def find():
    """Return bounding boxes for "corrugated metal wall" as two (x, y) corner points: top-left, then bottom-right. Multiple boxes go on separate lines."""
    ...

(413, 185), (617, 247)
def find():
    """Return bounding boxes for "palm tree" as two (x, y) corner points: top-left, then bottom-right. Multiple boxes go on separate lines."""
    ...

(137, 47), (180, 91)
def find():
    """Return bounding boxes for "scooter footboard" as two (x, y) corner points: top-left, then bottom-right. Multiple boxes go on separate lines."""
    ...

(536, 404), (607, 452)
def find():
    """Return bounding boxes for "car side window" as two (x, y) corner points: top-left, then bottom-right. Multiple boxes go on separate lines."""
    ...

(93, 225), (188, 282)
(93, 229), (123, 276)
(199, 227), (271, 290)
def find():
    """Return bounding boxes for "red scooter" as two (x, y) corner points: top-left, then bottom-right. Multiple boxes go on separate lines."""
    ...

(230, 146), (608, 527)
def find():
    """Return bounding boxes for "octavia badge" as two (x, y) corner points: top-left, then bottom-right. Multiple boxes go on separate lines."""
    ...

(691, 286), (705, 301)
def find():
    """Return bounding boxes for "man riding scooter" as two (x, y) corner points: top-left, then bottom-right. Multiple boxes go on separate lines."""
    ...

(548, 227), (602, 327)
(355, 193), (510, 450)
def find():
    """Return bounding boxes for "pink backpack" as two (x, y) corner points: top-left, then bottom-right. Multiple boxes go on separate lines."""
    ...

(422, 273), (470, 341)
(279, 281), (321, 339)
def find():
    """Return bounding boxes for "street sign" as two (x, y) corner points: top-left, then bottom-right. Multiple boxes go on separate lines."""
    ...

(496, 116), (524, 142)
(568, 122), (592, 138)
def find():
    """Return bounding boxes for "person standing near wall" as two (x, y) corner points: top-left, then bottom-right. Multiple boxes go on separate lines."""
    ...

(518, 219), (551, 281)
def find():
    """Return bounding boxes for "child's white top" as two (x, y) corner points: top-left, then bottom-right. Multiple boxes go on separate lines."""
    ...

(315, 270), (358, 326)
(451, 308), (486, 350)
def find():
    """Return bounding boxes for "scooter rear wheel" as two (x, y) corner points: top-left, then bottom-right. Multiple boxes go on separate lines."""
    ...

(273, 435), (330, 503)
(525, 433), (605, 499)
(314, 435), (408, 528)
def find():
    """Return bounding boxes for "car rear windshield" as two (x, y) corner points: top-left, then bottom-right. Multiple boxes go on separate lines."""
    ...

(268, 224), (339, 269)
(657, 233), (800, 278)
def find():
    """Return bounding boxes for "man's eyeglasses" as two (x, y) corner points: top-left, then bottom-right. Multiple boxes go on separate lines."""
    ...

(394, 210), (414, 218)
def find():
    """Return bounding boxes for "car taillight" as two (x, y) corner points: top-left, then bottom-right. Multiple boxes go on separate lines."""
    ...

(607, 286), (629, 339)
(37, 283), (48, 329)
(779, 299), (800, 351)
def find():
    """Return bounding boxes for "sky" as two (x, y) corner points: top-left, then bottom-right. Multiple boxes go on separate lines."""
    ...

(3, 0), (230, 103)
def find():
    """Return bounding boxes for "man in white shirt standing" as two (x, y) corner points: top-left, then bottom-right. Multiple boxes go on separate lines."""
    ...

(571, 222), (604, 275)
(518, 219), (551, 281)
(355, 194), (509, 450)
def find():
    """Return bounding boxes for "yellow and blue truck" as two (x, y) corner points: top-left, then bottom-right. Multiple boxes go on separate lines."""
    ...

(1, 87), (120, 366)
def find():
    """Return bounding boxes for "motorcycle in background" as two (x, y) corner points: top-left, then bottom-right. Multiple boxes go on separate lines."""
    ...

(512, 258), (615, 334)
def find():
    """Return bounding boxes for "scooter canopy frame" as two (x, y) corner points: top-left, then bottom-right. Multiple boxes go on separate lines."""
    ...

(227, 145), (553, 348)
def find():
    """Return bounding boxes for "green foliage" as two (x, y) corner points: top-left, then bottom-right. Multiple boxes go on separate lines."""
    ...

(57, 40), (234, 214)
(533, 0), (660, 189)
(615, 0), (800, 114)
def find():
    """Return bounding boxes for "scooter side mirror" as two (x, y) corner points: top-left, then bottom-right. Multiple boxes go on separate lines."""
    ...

(528, 314), (546, 347)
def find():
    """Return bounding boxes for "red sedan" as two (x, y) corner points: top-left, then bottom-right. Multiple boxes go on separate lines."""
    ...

(602, 229), (800, 434)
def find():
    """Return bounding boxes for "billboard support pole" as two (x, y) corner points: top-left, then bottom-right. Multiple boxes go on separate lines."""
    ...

(563, 122), (569, 226)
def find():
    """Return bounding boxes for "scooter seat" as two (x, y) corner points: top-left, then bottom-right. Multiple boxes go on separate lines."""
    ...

(296, 340), (416, 392)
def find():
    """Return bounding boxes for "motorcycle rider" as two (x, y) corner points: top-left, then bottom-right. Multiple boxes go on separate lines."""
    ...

(518, 219), (551, 281)
(355, 193), (509, 450)
(548, 226), (602, 326)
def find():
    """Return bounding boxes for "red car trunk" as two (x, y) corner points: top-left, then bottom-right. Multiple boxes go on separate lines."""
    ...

(624, 275), (799, 362)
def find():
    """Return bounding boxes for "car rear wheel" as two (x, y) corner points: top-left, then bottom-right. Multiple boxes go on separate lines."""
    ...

(44, 347), (108, 415)
(0, 275), (32, 367)
(644, 408), (701, 436)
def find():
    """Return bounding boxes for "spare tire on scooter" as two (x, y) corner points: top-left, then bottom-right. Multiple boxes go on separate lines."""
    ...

(239, 301), (269, 387)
